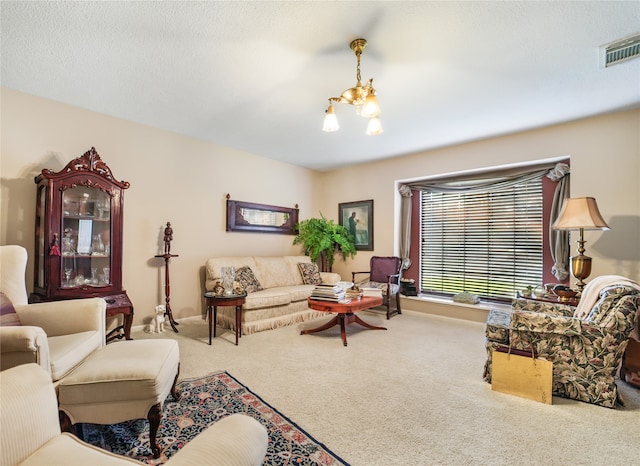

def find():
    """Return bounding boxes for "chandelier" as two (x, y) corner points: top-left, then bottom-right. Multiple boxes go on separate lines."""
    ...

(322, 38), (383, 135)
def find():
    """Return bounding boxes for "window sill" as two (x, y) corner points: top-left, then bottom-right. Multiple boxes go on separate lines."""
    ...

(400, 293), (510, 323)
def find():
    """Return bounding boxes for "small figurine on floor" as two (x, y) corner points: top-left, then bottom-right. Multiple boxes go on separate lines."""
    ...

(145, 305), (166, 333)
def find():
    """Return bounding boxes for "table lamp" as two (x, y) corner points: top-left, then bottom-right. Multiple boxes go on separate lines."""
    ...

(552, 197), (610, 291)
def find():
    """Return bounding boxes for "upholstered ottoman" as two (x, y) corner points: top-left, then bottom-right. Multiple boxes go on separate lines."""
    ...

(58, 339), (180, 458)
(482, 308), (513, 382)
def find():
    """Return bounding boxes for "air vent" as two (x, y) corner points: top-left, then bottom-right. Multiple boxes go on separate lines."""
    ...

(602, 33), (640, 67)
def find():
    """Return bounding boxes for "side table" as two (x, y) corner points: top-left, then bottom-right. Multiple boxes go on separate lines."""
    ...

(204, 292), (247, 345)
(104, 292), (134, 343)
(30, 291), (133, 344)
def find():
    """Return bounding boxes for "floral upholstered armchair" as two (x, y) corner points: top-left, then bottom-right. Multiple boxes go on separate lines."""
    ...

(483, 275), (640, 408)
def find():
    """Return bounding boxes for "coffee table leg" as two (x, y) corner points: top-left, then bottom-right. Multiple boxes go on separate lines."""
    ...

(339, 315), (348, 346)
(301, 315), (340, 335)
(352, 314), (387, 331)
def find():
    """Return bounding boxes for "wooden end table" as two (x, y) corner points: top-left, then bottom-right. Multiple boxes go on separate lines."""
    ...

(303, 296), (387, 346)
(204, 292), (247, 346)
(104, 292), (134, 343)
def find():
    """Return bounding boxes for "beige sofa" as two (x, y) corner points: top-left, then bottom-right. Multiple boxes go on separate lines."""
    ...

(205, 256), (341, 334)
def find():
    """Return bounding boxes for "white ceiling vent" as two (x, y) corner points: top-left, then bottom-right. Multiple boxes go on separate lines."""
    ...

(601, 33), (640, 67)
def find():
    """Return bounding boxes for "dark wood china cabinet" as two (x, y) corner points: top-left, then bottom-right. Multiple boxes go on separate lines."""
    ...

(32, 147), (133, 341)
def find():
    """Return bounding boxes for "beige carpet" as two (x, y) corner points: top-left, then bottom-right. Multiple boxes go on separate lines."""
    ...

(133, 309), (640, 465)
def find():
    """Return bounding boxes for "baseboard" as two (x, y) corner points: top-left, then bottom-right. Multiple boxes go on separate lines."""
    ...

(128, 298), (493, 333)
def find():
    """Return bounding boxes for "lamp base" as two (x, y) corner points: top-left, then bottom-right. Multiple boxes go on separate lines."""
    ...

(571, 254), (592, 292)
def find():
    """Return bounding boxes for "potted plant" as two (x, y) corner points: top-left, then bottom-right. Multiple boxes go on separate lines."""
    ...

(293, 214), (357, 272)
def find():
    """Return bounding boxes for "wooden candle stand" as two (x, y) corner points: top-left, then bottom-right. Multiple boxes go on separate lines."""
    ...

(155, 222), (179, 332)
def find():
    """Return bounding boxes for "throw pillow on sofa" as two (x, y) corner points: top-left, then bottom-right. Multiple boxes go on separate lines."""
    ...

(298, 262), (322, 285)
(0, 292), (21, 326)
(236, 266), (263, 293)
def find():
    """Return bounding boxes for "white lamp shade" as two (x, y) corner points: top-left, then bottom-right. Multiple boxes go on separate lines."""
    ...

(322, 105), (339, 132)
(552, 197), (610, 230)
(361, 94), (380, 118)
(365, 117), (383, 136)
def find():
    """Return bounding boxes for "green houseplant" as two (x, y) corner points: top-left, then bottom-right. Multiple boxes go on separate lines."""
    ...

(293, 214), (357, 272)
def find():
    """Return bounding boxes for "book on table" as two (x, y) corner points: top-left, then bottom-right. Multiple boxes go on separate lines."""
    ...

(361, 287), (383, 297)
(310, 295), (352, 304)
(314, 283), (342, 290)
(310, 284), (351, 303)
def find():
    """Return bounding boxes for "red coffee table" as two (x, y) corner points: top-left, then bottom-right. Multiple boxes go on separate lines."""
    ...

(302, 296), (386, 346)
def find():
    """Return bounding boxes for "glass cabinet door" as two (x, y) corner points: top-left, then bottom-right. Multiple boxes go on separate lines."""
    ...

(61, 186), (111, 289)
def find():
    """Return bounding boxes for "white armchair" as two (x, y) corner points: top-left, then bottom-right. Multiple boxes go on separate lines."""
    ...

(0, 245), (106, 382)
(1, 364), (268, 466)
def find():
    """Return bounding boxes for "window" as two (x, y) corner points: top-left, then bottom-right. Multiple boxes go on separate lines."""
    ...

(420, 176), (543, 301)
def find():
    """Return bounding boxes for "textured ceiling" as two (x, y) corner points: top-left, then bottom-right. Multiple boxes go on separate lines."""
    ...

(2, 1), (639, 171)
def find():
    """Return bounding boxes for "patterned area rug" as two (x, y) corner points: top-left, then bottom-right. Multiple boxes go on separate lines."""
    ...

(81, 371), (348, 465)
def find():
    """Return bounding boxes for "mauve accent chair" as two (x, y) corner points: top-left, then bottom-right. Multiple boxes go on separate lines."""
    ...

(352, 255), (403, 319)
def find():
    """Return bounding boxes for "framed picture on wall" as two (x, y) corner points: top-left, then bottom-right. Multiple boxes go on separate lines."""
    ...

(339, 199), (373, 251)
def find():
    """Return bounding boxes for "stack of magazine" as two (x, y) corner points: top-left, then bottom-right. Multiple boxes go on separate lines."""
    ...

(310, 283), (351, 303)
(361, 286), (383, 298)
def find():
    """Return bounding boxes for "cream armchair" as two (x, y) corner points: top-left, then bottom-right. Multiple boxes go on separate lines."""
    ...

(0, 245), (106, 382)
(1, 364), (268, 466)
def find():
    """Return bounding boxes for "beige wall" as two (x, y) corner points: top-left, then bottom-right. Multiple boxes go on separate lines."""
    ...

(2, 87), (639, 327)
(323, 109), (640, 285)
(1, 88), (321, 326)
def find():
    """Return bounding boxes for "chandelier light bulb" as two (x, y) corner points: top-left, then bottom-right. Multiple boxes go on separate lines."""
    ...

(322, 104), (339, 132)
(361, 93), (380, 118)
(366, 117), (383, 136)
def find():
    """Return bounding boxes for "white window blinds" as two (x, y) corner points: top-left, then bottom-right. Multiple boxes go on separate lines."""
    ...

(420, 178), (543, 300)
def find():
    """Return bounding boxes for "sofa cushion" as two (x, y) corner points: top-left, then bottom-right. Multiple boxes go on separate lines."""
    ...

(284, 256), (311, 285)
(243, 288), (292, 310)
(297, 262), (322, 285)
(48, 331), (103, 381)
(283, 285), (316, 303)
(0, 292), (21, 326)
(253, 257), (296, 289)
(236, 266), (263, 293)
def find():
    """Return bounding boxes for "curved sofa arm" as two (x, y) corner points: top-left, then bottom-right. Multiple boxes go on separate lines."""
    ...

(16, 298), (106, 339)
(167, 414), (268, 466)
(0, 326), (51, 374)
